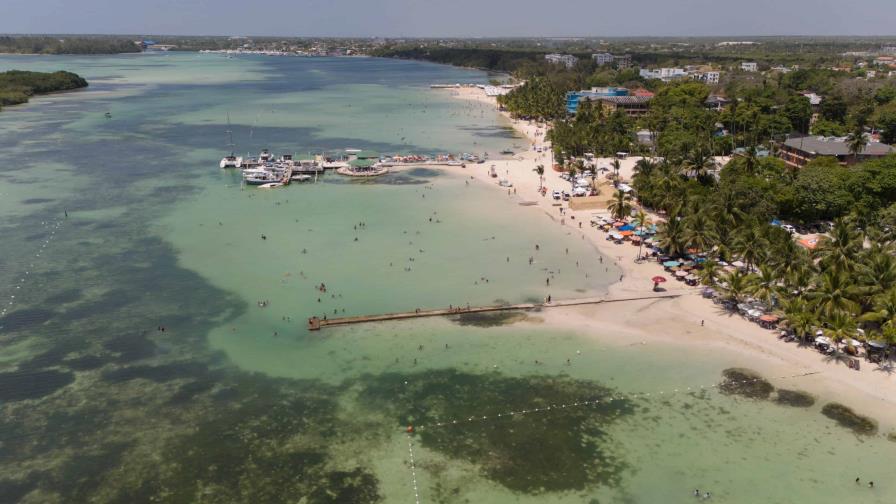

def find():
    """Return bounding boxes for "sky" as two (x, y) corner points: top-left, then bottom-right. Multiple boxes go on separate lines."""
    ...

(3, 0), (895, 38)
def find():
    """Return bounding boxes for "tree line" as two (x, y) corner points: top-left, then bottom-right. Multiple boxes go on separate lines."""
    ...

(0, 71), (88, 111)
(631, 152), (896, 348)
(0, 36), (140, 55)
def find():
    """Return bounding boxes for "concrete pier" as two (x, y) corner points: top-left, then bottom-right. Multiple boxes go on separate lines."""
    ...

(307, 292), (682, 330)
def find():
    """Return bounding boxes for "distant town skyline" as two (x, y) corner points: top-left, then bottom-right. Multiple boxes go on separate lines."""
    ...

(3, 0), (896, 38)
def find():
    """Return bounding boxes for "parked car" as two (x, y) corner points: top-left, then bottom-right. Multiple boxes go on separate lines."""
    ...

(781, 224), (795, 234)
(552, 190), (561, 200)
(562, 191), (570, 201)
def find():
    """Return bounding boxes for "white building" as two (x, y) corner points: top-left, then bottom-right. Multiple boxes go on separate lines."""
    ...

(801, 92), (823, 107)
(640, 68), (686, 81)
(592, 53), (614, 66)
(545, 53), (578, 69)
(741, 62), (758, 72)
(697, 71), (721, 84)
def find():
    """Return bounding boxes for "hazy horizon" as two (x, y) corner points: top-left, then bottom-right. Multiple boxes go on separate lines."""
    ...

(3, 0), (895, 39)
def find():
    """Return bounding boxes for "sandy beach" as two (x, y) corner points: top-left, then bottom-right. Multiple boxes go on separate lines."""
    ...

(440, 86), (896, 427)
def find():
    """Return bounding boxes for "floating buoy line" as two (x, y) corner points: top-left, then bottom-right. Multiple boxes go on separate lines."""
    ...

(0, 219), (63, 329)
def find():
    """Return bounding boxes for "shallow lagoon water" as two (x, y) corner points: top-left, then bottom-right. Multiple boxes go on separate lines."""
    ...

(0, 53), (894, 503)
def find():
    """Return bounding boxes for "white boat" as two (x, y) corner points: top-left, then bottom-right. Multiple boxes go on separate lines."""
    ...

(219, 114), (242, 168)
(242, 168), (279, 185)
(291, 174), (312, 182)
(220, 154), (242, 169)
(259, 149), (274, 162)
(258, 182), (283, 189)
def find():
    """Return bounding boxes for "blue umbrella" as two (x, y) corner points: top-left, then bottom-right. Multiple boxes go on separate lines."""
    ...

(662, 260), (680, 268)
(618, 224), (635, 231)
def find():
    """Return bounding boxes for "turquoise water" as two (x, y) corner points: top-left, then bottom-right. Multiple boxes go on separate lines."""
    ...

(0, 53), (894, 503)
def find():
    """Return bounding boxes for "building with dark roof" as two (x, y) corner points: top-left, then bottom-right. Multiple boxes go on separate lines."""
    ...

(587, 95), (652, 118)
(778, 135), (895, 168)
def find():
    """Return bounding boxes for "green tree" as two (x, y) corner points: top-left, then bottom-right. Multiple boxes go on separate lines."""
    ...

(820, 93), (847, 122)
(533, 164), (545, 190)
(874, 103), (896, 145)
(814, 218), (862, 274)
(657, 212), (688, 257)
(846, 124), (868, 163)
(721, 269), (754, 303)
(807, 270), (860, 319)
(608, 189), (633, 220)
(783, 95), (812, 134)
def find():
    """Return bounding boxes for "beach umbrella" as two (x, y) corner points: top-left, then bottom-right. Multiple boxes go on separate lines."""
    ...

(675, 270), (689, 278)
(651, 275), (667, 291)
(618, 224), (635, 231)
(620, 230), (634, 237)
(662, 260), (680, 268)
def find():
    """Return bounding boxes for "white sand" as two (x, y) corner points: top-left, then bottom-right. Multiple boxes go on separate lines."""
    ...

(437, 86), (896, 425)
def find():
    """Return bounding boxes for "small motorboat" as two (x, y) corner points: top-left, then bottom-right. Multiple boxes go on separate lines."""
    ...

(291, 174), (312, 182)
(258, 182), (283, 189)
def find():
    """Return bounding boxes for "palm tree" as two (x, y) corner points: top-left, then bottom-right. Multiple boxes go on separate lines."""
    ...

(608, 189), (633, 221)
(784, 263), (815, 299)
(859, 287), (896, 332)
(814, 218), (861, 274)
(633, 208), (652, 261)
(768, 231), (809, 279)
(846, 125), (867, 163)
(721, 269), (754, 303)
(781, 297), (816, 341)
(697, 259), (721, 286)
(856, 247), (896, 303)
(656, 213), (688, 257)
(533, 164), (545, 191)
(741, 144), (760, 175)
(681, 149), (716, 182)
(732, 222), (768, 272)
(683, 212), (719, 255)
(807, 270), (860, 320)
(611, 158), (621, 186)
(825, 312), (857, 350)
(567, 165), (578, 190)
(633, 157), (656, 179)
(749, 265), (780, 307)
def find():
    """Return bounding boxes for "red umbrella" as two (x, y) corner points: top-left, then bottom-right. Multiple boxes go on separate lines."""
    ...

(652, 276), (667, 283)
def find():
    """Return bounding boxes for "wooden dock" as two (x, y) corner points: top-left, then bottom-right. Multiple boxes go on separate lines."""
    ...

(307, 292), (682, 330)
